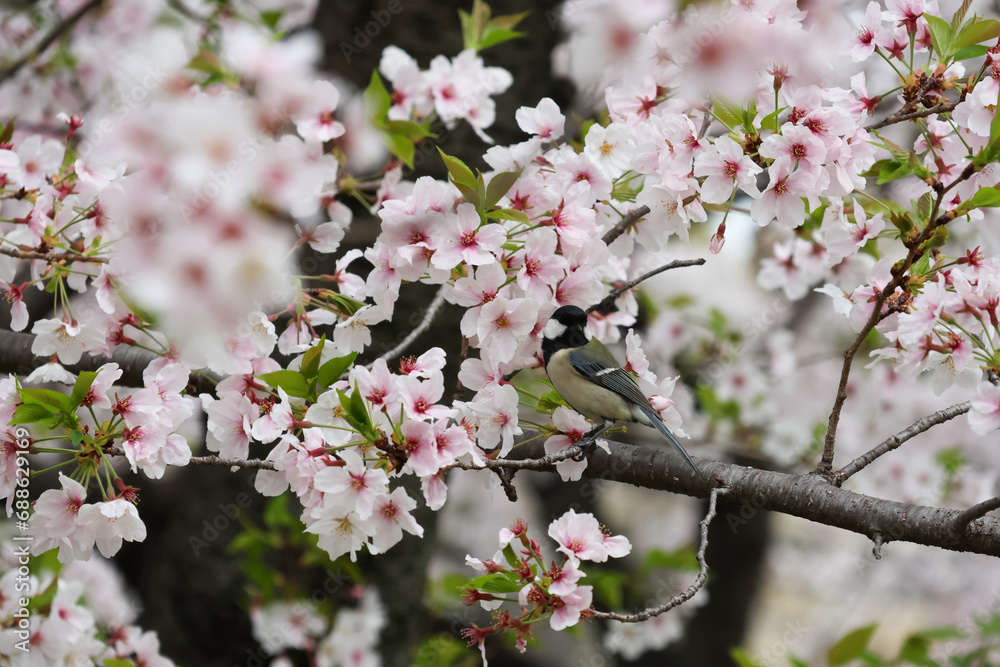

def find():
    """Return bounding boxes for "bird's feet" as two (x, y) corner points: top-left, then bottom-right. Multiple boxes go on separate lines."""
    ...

(570, 423), (610, 462)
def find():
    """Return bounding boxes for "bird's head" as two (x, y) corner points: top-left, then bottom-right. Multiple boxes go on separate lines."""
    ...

(542, 305), (591, 362)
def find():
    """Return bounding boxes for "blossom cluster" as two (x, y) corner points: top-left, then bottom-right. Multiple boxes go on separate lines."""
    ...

(461, 510), (631, 656)
(0, 543), (173, 665)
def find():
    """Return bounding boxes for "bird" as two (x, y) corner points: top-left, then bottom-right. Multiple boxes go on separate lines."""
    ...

(541, 305), (702, 478)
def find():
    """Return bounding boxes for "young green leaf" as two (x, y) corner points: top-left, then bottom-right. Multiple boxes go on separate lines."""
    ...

(954, 18), (1000, 49)
(317, 352), (358, 389)
(437, 148), (479, 191)
(10, 403), (56, 425)
(924, 14), (954, 59)
(364, 70), (392, 126)
(300, 338), (326, 383)
(828, 624), (878, 666)
(258, 370), (311, 399)
(70, 371), (98, 408)
(485, 169), (523, 210)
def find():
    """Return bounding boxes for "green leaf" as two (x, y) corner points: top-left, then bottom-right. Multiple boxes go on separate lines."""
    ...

(963, 186), (1000, 208)
(437, 148), (479, 191)
(103, 659), (136, 667)
(487, 10), (530, 31)
(70, 371), (98, 408)
(468, 573), (522, 594)
(10, 403), (55, 425)
(20, 387), (74, 414)
(337, 385), (373, 437)
(258, 370), (311, 399)
(260, 9), (283, 30)
(953, 44), (990, 61)
(536, 389), (567, 413)
(300, 338), (326, 382)
(712, 95), (744, 129)
(485, 169), (523, 210)
(68, 429), (85, 446)
(759, 106), (787, 133)
(787, 659), (810, 667)
(502, 543), (519, 568)
(729, 648), (767, 667)
(925, 14), (954, 58)
(317, 352), (358, 389)
(487, 208), (530, 223)
(955, 18), (1000, 49)
(384, 119), (435, 139)
(478, 26), (525, 50)
(383, 132), (415, 169)
(363, 70), (391, 126)
(0, 117), (15, 145)
(828, 624), (878, 666)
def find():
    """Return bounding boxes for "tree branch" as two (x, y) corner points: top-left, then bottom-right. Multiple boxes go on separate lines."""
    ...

(0, 329), (218, 394)
(494, 437), (1000, 558)
(367, 284), (447, 369)
(816, 168), (972, 476)
(835, 401), (971, 484)
(589, 258), (706, 315)
(601, 205), (650, 246)
(106, 446), (276, 470)
(0, 246), (109, 264)
(590, 486), (728, 622)
(953, 496), (1000, 534)
(864, 102), (959, 132)
(0, 0), (107, 85)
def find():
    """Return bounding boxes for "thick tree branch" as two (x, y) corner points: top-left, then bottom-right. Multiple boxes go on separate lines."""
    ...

(953, 496), (1000, 534)
(835, 401), (971, 484)
(0, 0), (107, 85)
(601, 205), (650, 246)
(589, 258), (706, 315)
(590, 486), (728, 622)
(494, 437), (1000, 558)
(0, 330), (218, 394)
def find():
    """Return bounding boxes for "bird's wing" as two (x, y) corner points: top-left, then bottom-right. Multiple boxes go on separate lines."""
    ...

(568, 349), (653, 409)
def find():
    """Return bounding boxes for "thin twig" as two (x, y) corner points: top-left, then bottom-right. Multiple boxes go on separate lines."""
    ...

(0, 0), (107, 85)
(105, 446), (276, 470)
(697, 101), (714, 140)
(367, 284), (447, 369)
(589, 258), (706, 315)
(601, 205), (650, 246)
(872, 532), (884, 560)
(835, 401), (970, 484)
(189, 454), (276, 470)
(816, 167), (973, 477)
(953, 496), (1000, 534)
(590, 486), (729, 622)
(0, 246), (109, 264)
(865, 102), (959, 131)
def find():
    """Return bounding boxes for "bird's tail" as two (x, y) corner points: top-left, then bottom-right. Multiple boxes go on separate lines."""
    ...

(636, 405), (703, 479)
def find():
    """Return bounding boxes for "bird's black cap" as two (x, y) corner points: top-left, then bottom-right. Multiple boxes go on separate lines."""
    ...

(542, 305), (590, 363)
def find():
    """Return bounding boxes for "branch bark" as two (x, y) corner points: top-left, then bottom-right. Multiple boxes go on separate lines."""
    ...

(601, 205), (650, 246)
(835, 401), (971, 484)
(495, 437), (1000, 558)
(589, 258), (707, 316)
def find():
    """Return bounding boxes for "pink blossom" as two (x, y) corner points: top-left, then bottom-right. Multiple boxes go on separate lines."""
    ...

(759, 125), (828, 175)
(432, 203), (505, 269)
(472, 383), (522, 456)
(29, 473), (94, 562)
(315, 449), (390, 520)
(13, 135), (63, 190)
(515, 97), (565, 140)
(693, 136), (762, 203)
(511, 228), (567, 301)
(203, 393), (258, 460)
(849, 1), (885, 61)
(305, 504), (377, 562)
(548, 558), (585, 597)
(294, 80), (346, 143)
(369, 487), (424, 554)
(30, 318), (106, 365)
(550, 585), (593, 631)
(969, 382), (1000, 435)
(584, 122), (635, 178)
(548, 509), (609, 564)
(751, 160), (816, 229)
(398, 373), (453, 422)
(476, 297), (538, 364)
(78, 498), (147, 558)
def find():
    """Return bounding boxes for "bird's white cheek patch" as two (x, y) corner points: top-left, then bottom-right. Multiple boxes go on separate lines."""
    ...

(584, 326), (593, 340)
(543, 319), (567, 340)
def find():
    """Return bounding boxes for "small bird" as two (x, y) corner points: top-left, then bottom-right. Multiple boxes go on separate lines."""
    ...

(541, 305), (701, 477)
